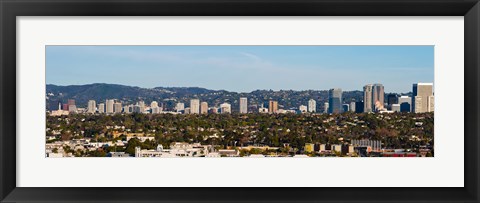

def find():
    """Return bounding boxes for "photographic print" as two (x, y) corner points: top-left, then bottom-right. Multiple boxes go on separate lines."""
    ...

(45, 45), (434, 158)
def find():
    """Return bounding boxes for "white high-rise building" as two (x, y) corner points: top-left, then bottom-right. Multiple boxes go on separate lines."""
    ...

(412, 83), (434, 113)
(138, 101), (145, 113)
(308, 99), (316, 112)
(87, 100), (96, 113)
(106, 99), (115, 114)
(175, 103), (185, 112)
(220, 103), (231, 114)
(151, 101), (158, 108)
(299, 105), (308, 113)
(190, 99), (200, 114)
(324, 102), (329, 113)
(239, 97), (248, 113)
(98, 103), (105, 113)
(124, 104), (133, 114)
(350, 101), (356, 112)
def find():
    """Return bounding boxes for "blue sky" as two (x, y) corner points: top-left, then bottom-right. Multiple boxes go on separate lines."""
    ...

(46, 45), (433, 93)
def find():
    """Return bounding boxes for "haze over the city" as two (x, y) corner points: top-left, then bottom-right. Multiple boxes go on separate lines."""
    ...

(46, 45), (434, 93)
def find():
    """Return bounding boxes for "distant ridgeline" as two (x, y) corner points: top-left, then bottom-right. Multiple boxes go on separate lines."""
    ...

(45, 83), (411, 112)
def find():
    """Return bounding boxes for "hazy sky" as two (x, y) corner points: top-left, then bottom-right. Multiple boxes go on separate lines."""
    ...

(46, 45), (434, 93)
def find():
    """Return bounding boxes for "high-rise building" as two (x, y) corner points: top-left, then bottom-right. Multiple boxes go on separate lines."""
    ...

(200, 102), (208, 114)
(239, 97), (248, 113)
(68, 99), (75, 106)
(87, 100), (96, 113)
(428, 95), (435, 112)
(151, 106), (162, 114)
(324, 102), (329, 113)
(62, 104), (69, 111)
(268, 100), (278, 113)
(398, 96), (412, 112)
(67, 99), (77, 113)
(106, 99), (115, 114)
(138, 101), (145, 113)
(364, 84), (384, 112)
(308, 99), (316, 112)
(363, 84), (373, 112)
(412, 83), (434, 113)
(299, 105), (308, 113)
(220, 103), (231, 113)
(114, 102), (122, 114)
(98, 103), (105, 113)
(372, 84), (385, 111)
(350, 101), (356, 112)
(190, 99), (200, 114)
(355, 101), (364, 113)
(68, 105), (77, 113)
(328, 88), (343, 113)
(124, 104), (133, 114)
(175, 103), (185, 112)
(151, 101), (159, 108)
(387, 93), (398, 109)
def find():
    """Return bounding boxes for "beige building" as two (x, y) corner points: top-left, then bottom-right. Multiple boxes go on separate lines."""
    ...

(413, 83), (434, 113)
(190, 99), (200, 114)
(200, 102), (208, 114)
(106, 99), (114, 114)
(114, 102), (122, 114)
(268, 100), (278, 113)
(87, 100), (96, 113)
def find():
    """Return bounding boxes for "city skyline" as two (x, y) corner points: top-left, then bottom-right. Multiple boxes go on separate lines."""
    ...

(46, 45), (434, 93)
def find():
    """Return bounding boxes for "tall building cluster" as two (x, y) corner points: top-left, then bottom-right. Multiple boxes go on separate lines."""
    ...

(50, 82), (433, 116)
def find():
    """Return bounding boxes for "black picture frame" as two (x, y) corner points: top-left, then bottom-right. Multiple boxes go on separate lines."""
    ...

(1, 0), (479, 202)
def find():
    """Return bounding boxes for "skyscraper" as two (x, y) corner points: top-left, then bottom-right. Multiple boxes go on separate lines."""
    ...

(98, 103), (105, 113)
(106, 99), (114, 114)
(239, 97), (248, 113)
(372, 84), (385, 111)
(364, 84), (384, 112)
(190, 99), (200, 114)
(175, 102), (185, 112)
(138, 101), (145, 113)
(363, 84), (373, 112)
(355, 101), (364, 113)
(200, 102), (208, 114)
(387, 93), (398, 109)
(350, 101), (356, 112)
(268, 100), (278, 113)
(87, 100), (96, 113)
(67, 99), (77, 113)
(308, 99), (316, 113)
(324, 102), (329, 113)
(220, 103), (231, 113)
(412, 83), (434, 113)
(151, 101), (158, 108)
(398, 96), (412, 112)
(114, 102), (122, 114)
(328, 88), (342, 113)
(299, 105), (308, 113)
